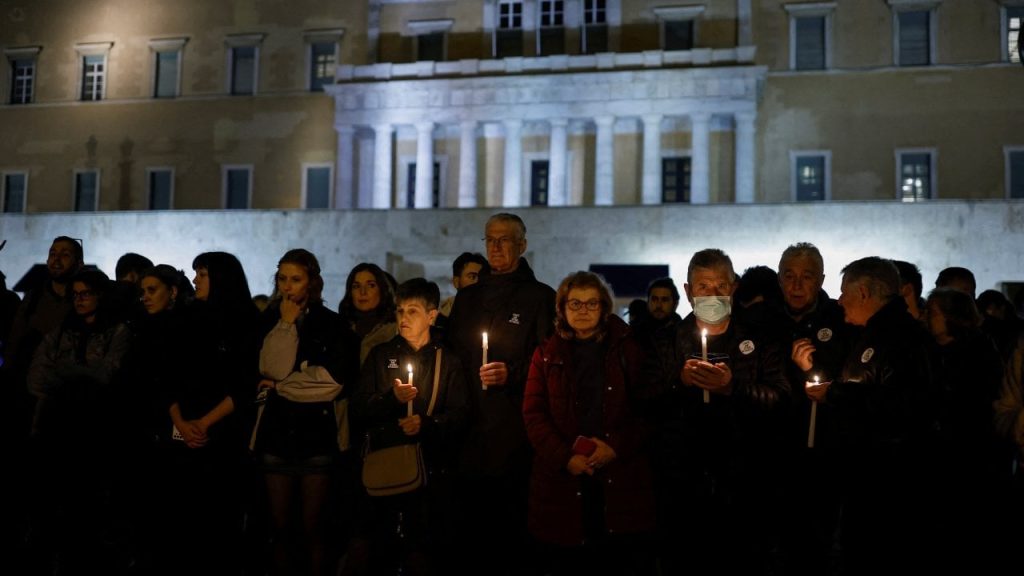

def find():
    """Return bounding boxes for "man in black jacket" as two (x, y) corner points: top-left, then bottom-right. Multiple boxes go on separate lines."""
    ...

(445, 213), (555, 575)
(806, 256), (937, 575)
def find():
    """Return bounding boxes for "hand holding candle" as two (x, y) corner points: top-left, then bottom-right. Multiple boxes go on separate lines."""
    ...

(701, 329), (710, 404)
(481, 332), (489, 391)
(407, 364), (414, 416)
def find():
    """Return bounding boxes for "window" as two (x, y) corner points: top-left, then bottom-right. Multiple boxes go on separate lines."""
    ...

(81, 54), (106, 101)
(406, 162), (441, 208)
(417, 33), (445, 62)
(147, 168), (173, 210)
(150, 38), (186, 98)
(654, 6), (704, 51)
(5, 46), (39, 105)
(223, 166), (252, 209)
(530, 161), (549, 206)
(496, 1), (524, 58)
(74, 170), (99, 211)
(310, 42), (336, 91)
(897, 150), (935, 201)
(1005, 6), (1023, 63)
(892, 4), (936, 67)
(226, 35), (263, 95)
(791, 152), (831, 201)
(304, 165), (332, 209)
(582, 0), (608, 54)
(662, 157), (691, 203)
(1007, 148), (1024, 199)
(2, 172), (27, 213)
(785, 3), (834, 70)
(538, 1), (565, 56)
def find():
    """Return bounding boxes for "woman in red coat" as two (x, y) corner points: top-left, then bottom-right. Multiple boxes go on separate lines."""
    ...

(523, 271), (655, 576)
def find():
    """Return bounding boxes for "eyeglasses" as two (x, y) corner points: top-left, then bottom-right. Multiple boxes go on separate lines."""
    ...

(72, 290), (96, 300)
(483, 236), (519, 248)
(566, 299), (601, 312)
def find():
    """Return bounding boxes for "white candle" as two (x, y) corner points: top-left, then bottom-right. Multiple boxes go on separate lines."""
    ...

(482, 332), (489, 391)
(407, 363), (414, 416)
(701, 328), (710, 404)
(807, 376), (820, 448)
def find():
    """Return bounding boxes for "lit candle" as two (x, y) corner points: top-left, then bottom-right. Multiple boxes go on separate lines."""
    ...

(482, 332), (489, 391)
(701, 328), (710, 404)
(807, 376), (820, 448)
(407, 363), (414, 417)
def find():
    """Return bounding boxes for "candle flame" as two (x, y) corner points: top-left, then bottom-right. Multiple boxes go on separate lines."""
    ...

(814, 375), (820, 385)
(407, 363), (412, 373)
(701, 328), (708, 337)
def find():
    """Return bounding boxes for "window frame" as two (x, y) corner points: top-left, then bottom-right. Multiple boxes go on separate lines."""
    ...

(895, 147), (937, 202)
(302, 163), (334, 209)
(146, 167), (175, 210)
(72, 169), (101, 212)
(785, 2), (835, 71)
(537, 0), (566, 56)
(888, 1), (941, 67)
(222, 164), (254, 209)
(5, 46), (41, 105)
(149, 38), (187, 99)
(581, 0), (609, 54)
(304, 29), (343, 92)
(494, 0), (525, 58)
(1, 170), (29, 213)
(1005, 146), (1024, 199)
(1002, 3), (1024, 63)
(406, 20), (452, 62)
(653, 5), (705, 51)
(76, 42), (113, 102)
(789, 150), (832, 202)
(225, 34), (264, 96)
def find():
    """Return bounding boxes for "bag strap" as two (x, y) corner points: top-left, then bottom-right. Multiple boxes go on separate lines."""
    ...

(426, 348), (442, 416)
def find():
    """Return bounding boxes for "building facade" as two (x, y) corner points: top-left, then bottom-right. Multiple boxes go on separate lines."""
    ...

(1, 0), (1022, 214)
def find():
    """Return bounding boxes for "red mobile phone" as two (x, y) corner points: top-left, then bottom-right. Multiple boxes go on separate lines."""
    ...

(572, 436), (597, 457)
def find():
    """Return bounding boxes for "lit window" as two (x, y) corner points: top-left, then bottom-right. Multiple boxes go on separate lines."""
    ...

(897, 151), (934, 202)
(791, 152), (830, 201)
(530, 160), (549, 206)
(310, 42), (335, 91)
(662, 158), (691, 203)
(1007, 7), (1023, 63)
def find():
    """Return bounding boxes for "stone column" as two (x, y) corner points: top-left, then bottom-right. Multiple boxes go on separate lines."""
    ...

(690, 112), (711, 205)
(372, 123), (393, 209)
(735, 111), (756, 204)
(641, 114), (663, 205)
(502, 119), (523, 207)
(594, 115), (615, 206)
(458, 121), (478, 207)
(414, 122), (435, 208)
(547, 118), (569, 206)
(334, 125), (355, 209)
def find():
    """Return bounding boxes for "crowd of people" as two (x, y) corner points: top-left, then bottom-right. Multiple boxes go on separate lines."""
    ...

(0, 212), (1022, 576)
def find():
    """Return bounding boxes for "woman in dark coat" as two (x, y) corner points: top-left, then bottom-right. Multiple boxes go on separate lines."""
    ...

(523, 271), (655, 576)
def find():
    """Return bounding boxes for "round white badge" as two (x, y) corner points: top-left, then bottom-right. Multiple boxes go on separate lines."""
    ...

(817, 328), (833, 342)
(739, 340), (755, 355)
(860, 348), (875, 363)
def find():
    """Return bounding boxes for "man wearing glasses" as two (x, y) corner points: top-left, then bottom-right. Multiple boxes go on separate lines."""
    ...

(446, 212), (555, 575)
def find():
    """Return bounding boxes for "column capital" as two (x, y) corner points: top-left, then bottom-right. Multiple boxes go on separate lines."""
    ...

(641, 114), (664, 127)
(503, 119), (524, 132)
(374, 123), (394, 134)
(549, 117), (569, 129)
(594, 115), (616, 128)
(415, 121), (435, 134)
(690, 112), (712, 126)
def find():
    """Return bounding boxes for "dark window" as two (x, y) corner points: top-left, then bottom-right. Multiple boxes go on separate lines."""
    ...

(795, 156), (826, 201)
(900, 153), (932, 201)
(664, 20), (694, 51)
(75, 172), (98, 211)
(225, 168), (250, 209)
(794, 16), (825, 70)
(148, 170), (172, 209)
(497, 1), (524, 57)
(417, 33), (445, 62)
(310, 42), (335, 91)
(231, 46), (256, 95)
(898, 11), (930, 66)
(530, 161), (549, 206)
(662, 157), (691, 203)
(154, 51), (179, 97)
(406, 162), (441, 208)
(306, 166), (331, 209)
(583, 0), (608, 53)
(2, 173), (26, 213)
(1010, 151), (1024, 199)
(10, 58), (34, 104)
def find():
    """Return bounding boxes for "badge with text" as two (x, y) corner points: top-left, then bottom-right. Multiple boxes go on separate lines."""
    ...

(508, 312), (521, 325)
(739, 340), (755, 355)
(386, 358), (399, 369)
(817, 328), (833, 342)
(860, 348), (875, 363)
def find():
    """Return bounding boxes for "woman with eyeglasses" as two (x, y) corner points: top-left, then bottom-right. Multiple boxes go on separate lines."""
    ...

(523, 271), (655, 576)
(26, 268), (132, 573)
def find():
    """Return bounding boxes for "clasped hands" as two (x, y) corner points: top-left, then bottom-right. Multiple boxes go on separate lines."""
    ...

(680, 358), (733, 396)
(567, 438), (617, 476)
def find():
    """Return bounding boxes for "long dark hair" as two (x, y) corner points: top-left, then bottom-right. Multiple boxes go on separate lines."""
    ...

(338, 262), (395, 322)
(192, 251), (253, 315)
(271, 248), (324, 305)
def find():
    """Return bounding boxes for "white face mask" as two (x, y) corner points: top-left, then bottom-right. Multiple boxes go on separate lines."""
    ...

(692, 296), (732, 325)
